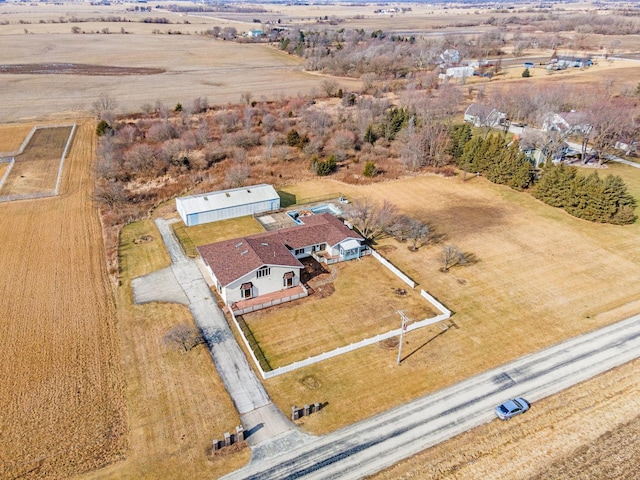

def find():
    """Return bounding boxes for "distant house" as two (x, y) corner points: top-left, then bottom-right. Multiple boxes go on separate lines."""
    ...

(176, 184), (280, 227)
(615, 138), (638, 156)
(541, 112), (591, 135)
(464, 103), (506, 128)
(246, 29), (264, 37)
(444, 66), (475, 79)
(548, 55), (592, 70)
(198, 213), (366, 311)
(439, 49), (460, 66)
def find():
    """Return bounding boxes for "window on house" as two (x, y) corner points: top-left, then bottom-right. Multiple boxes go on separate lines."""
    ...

(294, 248), (305, 255)
(241, 282), (253, 299)
(283, 271), (294, 287)
(257, 267), (271, 278)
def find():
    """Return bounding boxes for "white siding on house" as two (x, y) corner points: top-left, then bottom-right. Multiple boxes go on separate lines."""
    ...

(445, 66), (474, 78)
(224, 265), (300, 304)
(176, 184), (280, 226)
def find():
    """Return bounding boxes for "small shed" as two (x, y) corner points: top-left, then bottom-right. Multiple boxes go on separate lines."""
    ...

(176, 184), (280, 226)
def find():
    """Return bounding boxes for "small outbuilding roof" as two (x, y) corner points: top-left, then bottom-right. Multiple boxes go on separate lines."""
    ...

(177, 184), (279, 217)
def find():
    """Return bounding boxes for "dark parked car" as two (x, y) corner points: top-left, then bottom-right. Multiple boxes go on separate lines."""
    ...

(494, 398), (530, 420)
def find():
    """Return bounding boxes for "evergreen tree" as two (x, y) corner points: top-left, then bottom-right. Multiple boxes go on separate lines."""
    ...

(506, 141), (533, 190)
(476, 134), (504, 173)
(533, 162), (577, 207)
(381, 107), (411, 141)
(460, 135), (484, 174)
(364, 124), (378, 144)
(566, 172), (608, 222)
(448, 123), (472, 160)
(363, 160), (377, 177)
(603, 174), (637, 224)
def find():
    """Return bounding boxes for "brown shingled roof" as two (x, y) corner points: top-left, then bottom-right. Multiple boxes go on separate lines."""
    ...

(197, 213), (362, 287)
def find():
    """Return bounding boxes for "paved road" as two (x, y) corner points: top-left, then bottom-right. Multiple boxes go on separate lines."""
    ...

(222, 313), (640, 479)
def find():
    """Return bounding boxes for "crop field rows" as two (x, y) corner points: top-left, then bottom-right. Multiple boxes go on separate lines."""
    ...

(1, 1), (640, 478)
(0, 122), (126, 479)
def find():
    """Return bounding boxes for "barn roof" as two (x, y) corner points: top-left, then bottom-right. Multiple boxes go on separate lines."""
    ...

(198, 213), (363, 286)
(176, 184), (279, 216)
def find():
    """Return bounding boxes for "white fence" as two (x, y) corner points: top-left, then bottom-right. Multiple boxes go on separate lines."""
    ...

(0, 124), (75, 203)
(0, 125), (37, 158)
(370, 248), (416, 288)
(230, 287), (452, 380)
(225, 244), (452, 379)
(0, 158), (15, 190)
(54, 123), (76, 195)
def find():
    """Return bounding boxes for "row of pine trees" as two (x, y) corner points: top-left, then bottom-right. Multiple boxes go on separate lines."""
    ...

(449, 124), (637, 225)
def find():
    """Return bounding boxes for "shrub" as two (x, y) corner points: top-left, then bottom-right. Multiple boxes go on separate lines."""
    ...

(313, 154), (337, 176)
(363, 160), (377, 177)
(96, 120), (112, 137)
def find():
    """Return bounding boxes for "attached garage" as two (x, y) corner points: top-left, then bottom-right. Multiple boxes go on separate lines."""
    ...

(176, 184), (280, 226)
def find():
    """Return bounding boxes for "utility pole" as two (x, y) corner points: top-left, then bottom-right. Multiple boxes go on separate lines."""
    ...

(397, 310), (409, 365)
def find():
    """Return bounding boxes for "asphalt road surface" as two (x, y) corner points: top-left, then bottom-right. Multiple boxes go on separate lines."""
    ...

(222, 313), (640, 480)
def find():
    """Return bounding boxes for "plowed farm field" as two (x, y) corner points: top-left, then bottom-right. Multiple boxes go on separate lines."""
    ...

(0, 122), (126, 479)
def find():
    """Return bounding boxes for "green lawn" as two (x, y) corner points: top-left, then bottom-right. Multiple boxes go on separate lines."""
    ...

(172, 215), (265, 257)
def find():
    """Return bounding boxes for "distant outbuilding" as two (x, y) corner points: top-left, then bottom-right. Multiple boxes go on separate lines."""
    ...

(176, 184), (280, 226)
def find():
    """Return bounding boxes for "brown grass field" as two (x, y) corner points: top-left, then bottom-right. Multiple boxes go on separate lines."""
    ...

(243, 256), (436, 368)
(172, 215), (266, 258)
(259, 175), (640, 435)
(0, 0), (363, 124)
(0, 126), (71, 197)
(0, 121), (126, 479)
(75, 217), (249, 480)
(0, 124), (33, 153)
(1, 1), (640, 478)
(0, 124), (247, 480)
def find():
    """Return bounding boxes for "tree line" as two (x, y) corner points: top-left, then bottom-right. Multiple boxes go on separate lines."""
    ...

(450, 125), (637, 225)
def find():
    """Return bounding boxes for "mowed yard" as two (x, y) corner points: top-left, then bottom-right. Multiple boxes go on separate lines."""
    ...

(243, 256), (437, 368)
(261, 173), (640, 435)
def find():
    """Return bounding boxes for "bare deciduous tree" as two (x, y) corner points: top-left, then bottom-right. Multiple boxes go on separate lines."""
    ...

(91, 93), (118, 121)
(94, 179), (127, 207)
(225, 161), (251, 188)
(321, 78), (339, 97)
(244, 105), (254, 132)
(439, 245), (464, 272)
(164, 324), (204, 353)
(406, 219), (430, 251)
(346, 198), (399, 241)
(123, 143), (157, 175)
